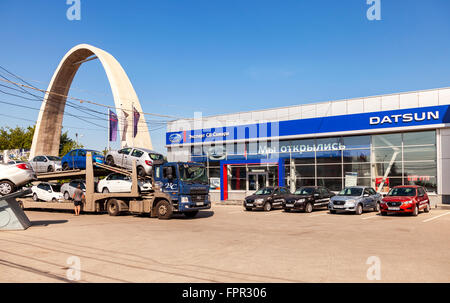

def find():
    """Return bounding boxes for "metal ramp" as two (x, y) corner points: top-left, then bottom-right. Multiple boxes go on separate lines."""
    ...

(0, 190), (32, 231)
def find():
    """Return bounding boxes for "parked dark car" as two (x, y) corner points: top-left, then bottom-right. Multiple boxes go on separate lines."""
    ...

(244, 186), (291, 211)
(283, 186), (335, 213)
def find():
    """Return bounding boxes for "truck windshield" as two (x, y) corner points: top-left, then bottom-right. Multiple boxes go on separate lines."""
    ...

(387, 187), (416, 197)
(295, 187), (314, 195)
(338, 188), (363, 196)
(179, 164), (208, 184)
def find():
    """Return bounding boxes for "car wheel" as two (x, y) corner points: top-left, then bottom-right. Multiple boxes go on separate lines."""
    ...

(184, 211), (199, 218)
(263, 202), (272, 212)
(245, 207), (252, 211)
(107, 199), (120, 216)
(52, 198), (57, 202)
(32, 193), (39, 201)
(381, 211), (387, 216)
(137, 166), (146, 177)
(47, 166), (54, 172)
(329, 210), (336, 214)
(374, 202), (380, 212)
(102, 188), (110, 194)
(424, 203), (430, 213)
(412, 205), (419, 216)
(156, 200), (173, 220)
(64, 191), (70, 200)
(106, 156), (115, 166)
(284, 208), (291, 212)
(305, 202), (313, 213)
(62, 163), (70, 171)
(355, 204), (363, 215)
(0, 181), (14, 196)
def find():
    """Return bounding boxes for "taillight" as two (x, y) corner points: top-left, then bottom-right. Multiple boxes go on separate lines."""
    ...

(145, 160), (153, 166)
(16, 163), (30, 170)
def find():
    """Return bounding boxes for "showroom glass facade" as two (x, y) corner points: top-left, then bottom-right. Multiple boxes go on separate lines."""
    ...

(190, 130), (437, 193)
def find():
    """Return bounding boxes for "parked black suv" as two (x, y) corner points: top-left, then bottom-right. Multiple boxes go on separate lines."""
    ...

(283, 186), (335, 213)
(244, 186), (291, 211)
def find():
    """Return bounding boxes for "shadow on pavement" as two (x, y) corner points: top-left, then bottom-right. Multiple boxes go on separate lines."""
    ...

(31, 220), (68, 227)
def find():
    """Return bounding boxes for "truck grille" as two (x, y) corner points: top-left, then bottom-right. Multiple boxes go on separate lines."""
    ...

(191, 195), (206, 202)
(190, 188), (208, 195)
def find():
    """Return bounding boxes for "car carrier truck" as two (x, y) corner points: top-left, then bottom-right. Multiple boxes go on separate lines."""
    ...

(20, 152), (211, 219)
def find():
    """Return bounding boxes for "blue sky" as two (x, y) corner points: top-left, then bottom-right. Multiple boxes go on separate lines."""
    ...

(0, 0), (449, 154)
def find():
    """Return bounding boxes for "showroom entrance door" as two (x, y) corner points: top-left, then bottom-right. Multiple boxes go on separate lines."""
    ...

(248, 173), (268, 192)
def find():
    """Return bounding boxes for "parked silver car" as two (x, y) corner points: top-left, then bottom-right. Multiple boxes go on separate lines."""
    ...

(60, 179), (86, 200)
(0, 162), (36, 195)
(29, 155), (62, 173)
(328, 186), (382, 215)
(105, 147), (164, 177)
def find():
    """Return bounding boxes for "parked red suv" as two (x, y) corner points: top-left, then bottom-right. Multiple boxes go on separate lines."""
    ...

(380, 186), (430, 216)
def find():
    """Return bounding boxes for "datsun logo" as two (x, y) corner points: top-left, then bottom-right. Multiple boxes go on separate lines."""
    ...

(169, 133), (182, 143)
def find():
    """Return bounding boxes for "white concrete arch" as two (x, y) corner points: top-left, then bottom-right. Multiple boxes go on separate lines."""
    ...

(30, 44), (152, 158)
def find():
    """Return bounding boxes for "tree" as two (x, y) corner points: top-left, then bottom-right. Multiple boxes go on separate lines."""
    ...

(0, 124), (82, 157)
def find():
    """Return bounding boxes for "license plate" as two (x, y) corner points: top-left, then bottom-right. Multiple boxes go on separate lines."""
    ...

(388, 207), (400, 211)
(285, 204), (293, 208)
(246, 203), (253, 207)
(196, 202), (204, 206)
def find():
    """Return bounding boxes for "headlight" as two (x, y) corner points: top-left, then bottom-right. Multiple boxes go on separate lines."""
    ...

(181, 196), (189, 203)
(402, 200), (413, 205)
(345, 200), (356, 206)
(296, 198), (306, 203)
(255, 198), (264, 204)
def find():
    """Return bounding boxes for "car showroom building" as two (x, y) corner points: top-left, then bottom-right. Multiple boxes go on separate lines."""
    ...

(166, 87), (450, 205)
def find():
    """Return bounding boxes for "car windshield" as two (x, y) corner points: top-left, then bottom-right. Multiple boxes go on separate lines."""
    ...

(254, 188), (273, 195)
(387, 187), (416, 197)
(90, 151), (103, 157)
(149, 153), (163, 161)
(178, 164), (208, 184)
(47, 156), (61, 161)
(295, 187), (315, 195)
(51, 185), (61, 192)
(338, 188), (363, 196)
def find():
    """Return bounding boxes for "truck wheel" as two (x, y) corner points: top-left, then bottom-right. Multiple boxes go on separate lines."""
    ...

(355, 204), (363, 215)
(263, 202), (272, 212)
(184, 211), (199, 218)
(424, 203), (430, 213)
(106, 156), (115, 166)
(107, 199), (121, 216)
(412, 205), (419, 216)
(0, 180), (14, 196)
(156, 200), (173, 220)
(305, 202), (313, 213)
(32, 193), (39, 201)
(64, 191), (70, 200)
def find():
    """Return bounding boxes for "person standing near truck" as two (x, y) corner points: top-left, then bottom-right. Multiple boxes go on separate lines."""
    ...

(72, 184), (84, 216)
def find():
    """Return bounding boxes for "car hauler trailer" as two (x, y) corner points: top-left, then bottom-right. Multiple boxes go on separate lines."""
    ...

(20, 152), (176, 219)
